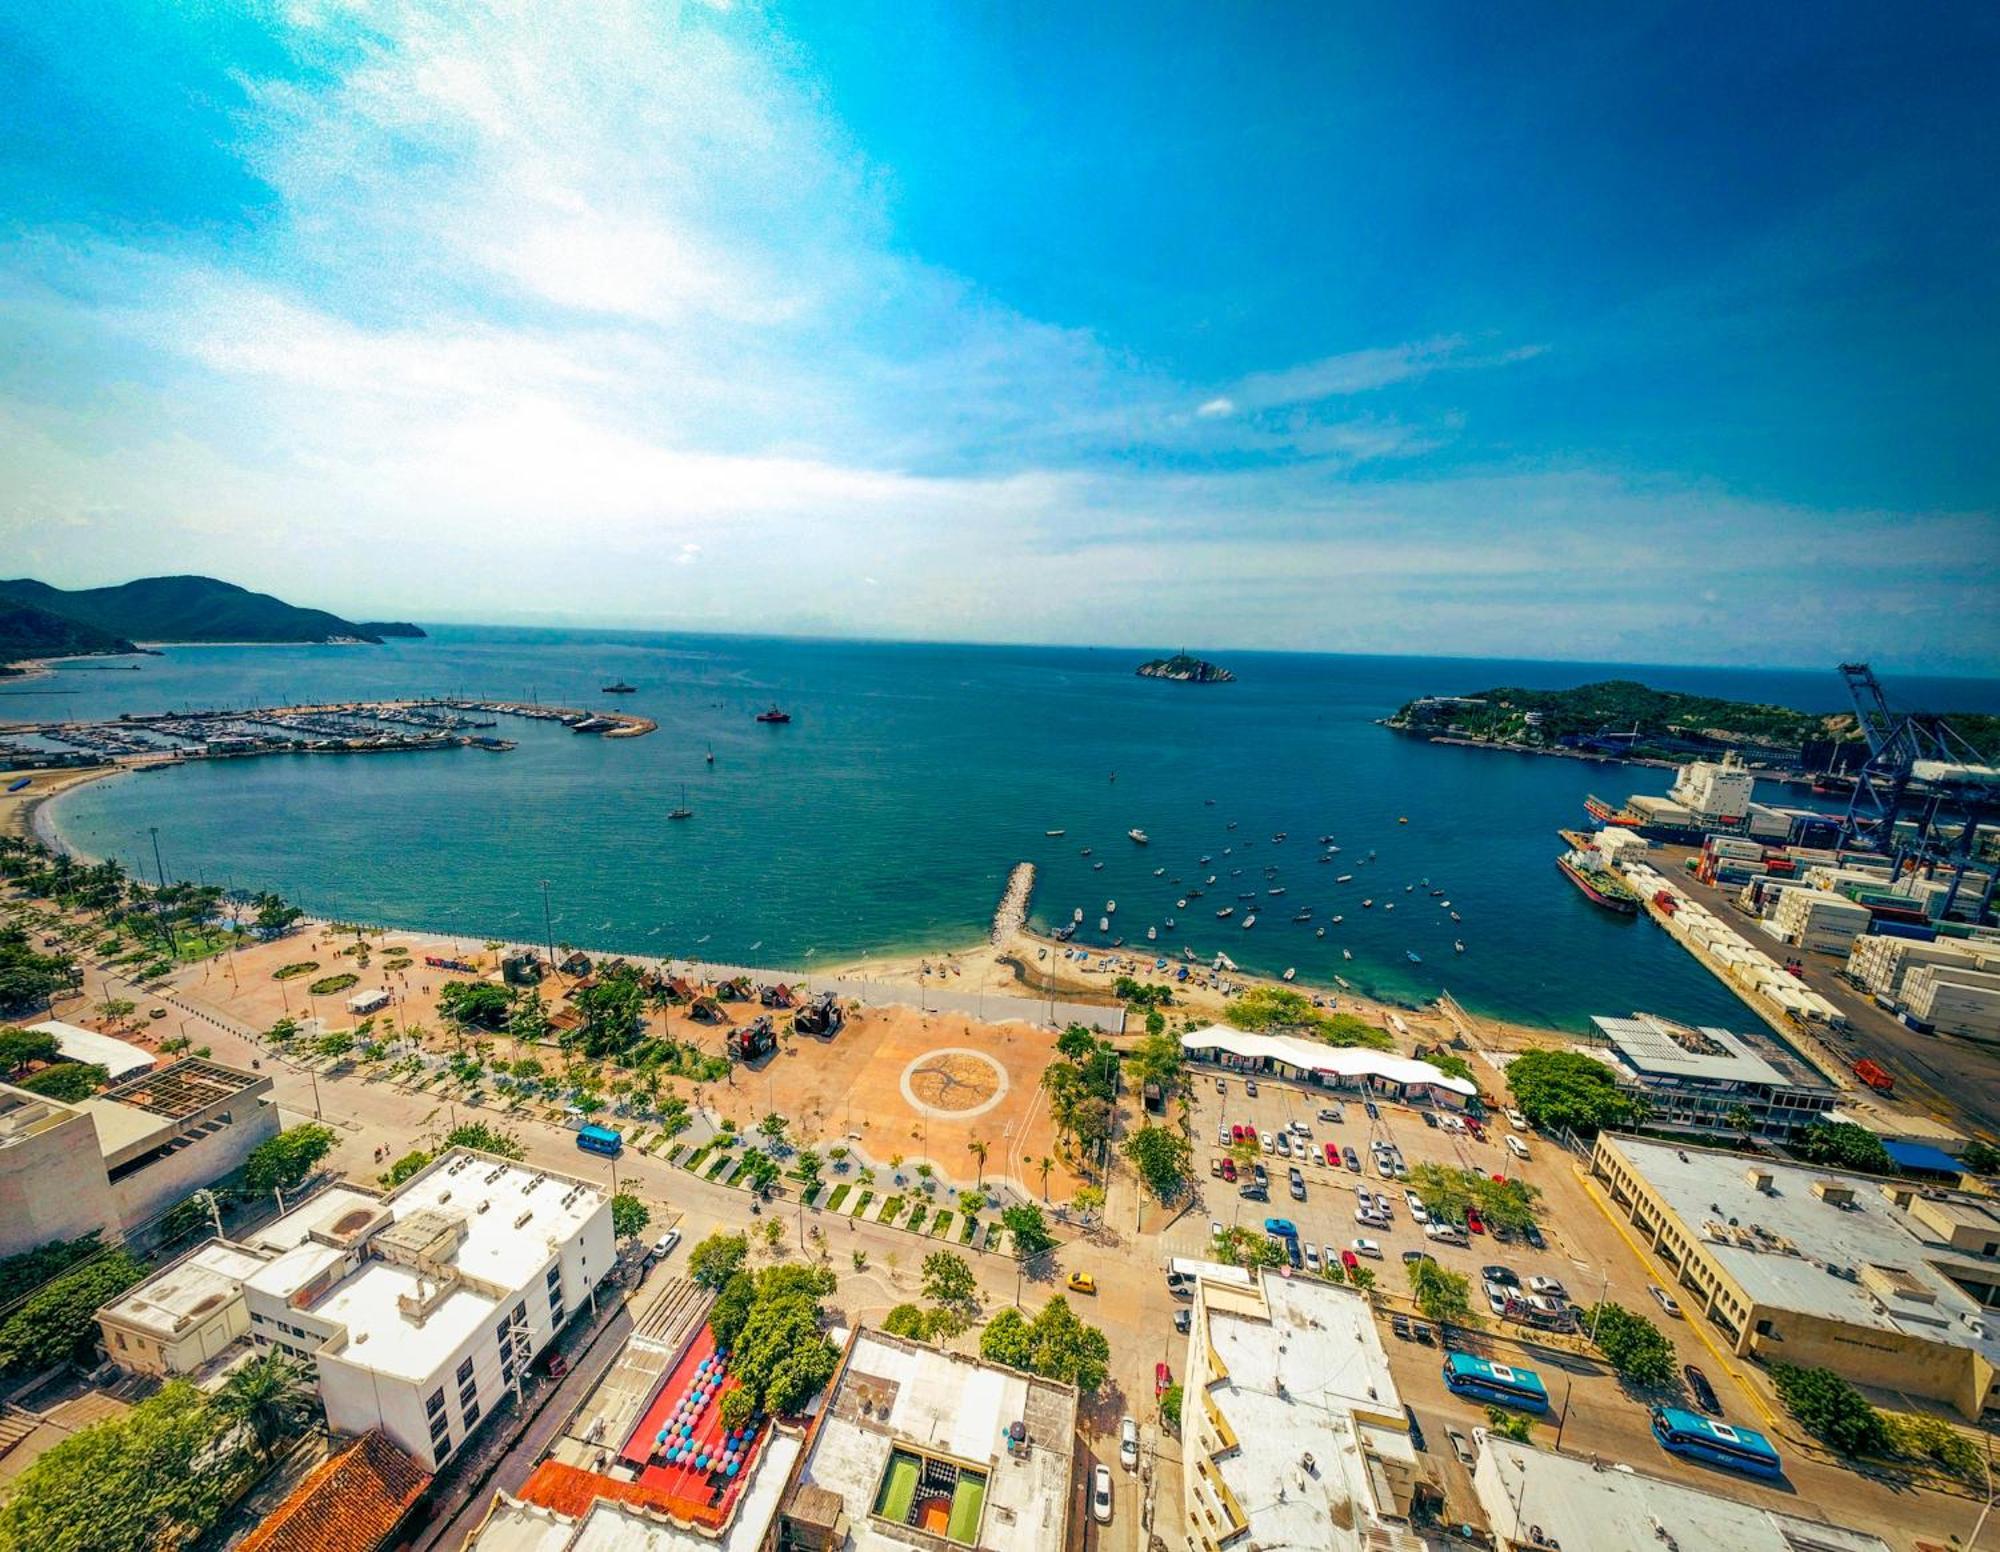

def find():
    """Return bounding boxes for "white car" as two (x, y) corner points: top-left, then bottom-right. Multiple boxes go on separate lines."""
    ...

(1218, 1124), (1232, 1147)
(1356, 1207), (1390, 1227)
(1323, 1242), (1339, 1271)
(1350, 1237), (1383, 1259)
(1261, 1130), (1276, 1153)
(1425, 1221), (1468, 1244)
(1528, 1274), (1567, 1298)
(1275, 1133), (1292, 1158)
(1506, 1108), (1529, 1130)
(1303, 1243), (1321, 1272)
(1119, 1416), (1139, 1470)
(1092, 1464), (1113, 1522)
(1290, 1118), (1311, 1137)
(1650, 1284), (1683, 1318)
(1408, 1201), (1430, 1225)
(651, 1228), (681, 1258)
(1210, 1219), (1225, 1242)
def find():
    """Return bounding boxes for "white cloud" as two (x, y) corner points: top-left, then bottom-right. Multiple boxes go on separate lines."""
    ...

(1195, 396), (1236, 418)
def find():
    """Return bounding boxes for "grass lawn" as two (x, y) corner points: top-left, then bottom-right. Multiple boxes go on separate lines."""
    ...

(826, 1184), (851, 1213)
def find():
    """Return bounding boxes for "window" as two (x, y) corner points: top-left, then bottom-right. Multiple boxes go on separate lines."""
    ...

(456, 1356), (475, 1385)
(251, 1311), (265, 1324)
(495, 1319), (512, 1347)
(114, 1332), (126, 1350)
(426, 1388), (446, 1419)
(1755, 1319), (1776, 1337)
(546, 1265), (562, 1290)
(461, 1400), (481, 1429)
(514, 1301), (527, 1323)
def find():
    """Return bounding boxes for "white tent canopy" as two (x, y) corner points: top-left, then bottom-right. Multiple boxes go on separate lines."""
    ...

(1180, 1025), (1479, 1098)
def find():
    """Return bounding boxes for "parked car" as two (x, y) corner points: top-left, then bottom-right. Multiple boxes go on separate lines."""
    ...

(1288, 1167), (1307, 1200)
(1350, 1237), (1383, 1259)
(1290, 1118), (1311, 1138)
(1448, 1429), (1474, 1466)
(1210, 1219), (1225, 1241)
(1401, 1250), (1435, 1267)
(1303, 1243), (1321, 1272)
(1506, 1108), (1529, 1129)
(536, 1350), (570, 1379)
(1239, 1183), (1269, 1201)
(1252, 1162), (1268, 1185)
(1324, 1142), (1341, 1167)
(1215, 1076), (1227, 1093)
(1650, 1284), (1683, 1318)
(1391, 1313), (1412, 1340)
(1342, 1146), (1361, 1172)
(1523, 1223), (1546, 1251)
(1465, 1208), (1486, 1235)
(1364, 1100), (1380, 1119)
(1155, 1361), (1172, 1397)
(1340, 1249), (1360, 1272)
(1528, 1275), (1566, 1298)
(1218, 1124), (1231, 1147)
(1174, 1308), (1192, 1335)
(1230, 1124), (1245, 1142)
(1244, 1079), (1258, 1096)
(1482, 1265), (1520, 1288)
(1091, 1464), (1113, 1523)
(1317, 1105), (1342, 1123)
(651, 1228), (682, 1259)
(1275, 1133), (1292, 1158)
(1261, 1130), (1276, 1153)
(1422, 1110), (1439, 1128)
(1412, 1322), (1435, 1345)
(1120, 1416), (1139, 1469)
(1220, 1158), (1237, 1182)
(1684, 1364), (1720, 1414)
(1405, 1404), (1426, 1450)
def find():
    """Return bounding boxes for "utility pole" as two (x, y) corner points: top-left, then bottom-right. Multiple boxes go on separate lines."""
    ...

(540, 879), (557, 969)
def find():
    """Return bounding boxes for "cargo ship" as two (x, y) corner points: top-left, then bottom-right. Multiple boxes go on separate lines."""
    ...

(1556, 848), (1641, 914)
(1583, 794), (1642, 827)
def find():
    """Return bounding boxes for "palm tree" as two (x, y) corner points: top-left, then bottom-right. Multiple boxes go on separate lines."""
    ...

(215, 1354), (317, 1464)
(968, 1138), (988, 1186)
(1036, 1155), (1054, 1201)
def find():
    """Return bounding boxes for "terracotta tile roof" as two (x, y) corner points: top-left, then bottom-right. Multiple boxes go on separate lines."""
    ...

(518, 1460), (686, 1520)
(239, 1432), (430, 1552)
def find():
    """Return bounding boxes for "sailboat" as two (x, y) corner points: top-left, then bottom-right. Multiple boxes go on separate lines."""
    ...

(668, 784), (693, 820)
(705, 742), (714, 764)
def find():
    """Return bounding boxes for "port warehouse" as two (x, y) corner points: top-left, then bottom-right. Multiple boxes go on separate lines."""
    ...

(1590, 1134), (2000, 1418)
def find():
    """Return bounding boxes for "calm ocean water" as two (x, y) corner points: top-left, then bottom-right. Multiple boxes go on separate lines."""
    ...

(23, 629), (2000, 1031)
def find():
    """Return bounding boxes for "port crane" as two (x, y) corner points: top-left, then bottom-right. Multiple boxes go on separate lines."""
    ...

(1836, 662), (1999, 922)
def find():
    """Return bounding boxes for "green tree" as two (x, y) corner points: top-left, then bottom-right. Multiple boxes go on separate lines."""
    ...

(1885, 1411), (1982, 1482)
(1121, 1125), (1193, 1202)
(252, 894), (304, 935)
(0, 1251), (147, 1373)
(1213, 1225), (1286, 1269)
(1585, 1303), (1677, 1388)
(719, 1386), (756, 1430)
(1791, 1121), (1894, 1175)
(1485, 1406), (1532, 1443)
(0, 1380), (234, 1552)
(882, 1303), (929, 1339)
(1001, 1204), (1056, 1258)
(922, 1251), (977, 1309)
(214, 1353), (317, 1463)
(17, 1062), (108, 1102)
(437, 980), (512, 1031)
(1504, 1048), (1645, 1136)
(739, 1152), (780, 1197)
(0, 1027), (60, 1075)
(381, 1149), (434, 1188)
(795, 1148), (824, 1198)
(708, 1272), (758, 1349)
(689, 1231), (750, 1290)
(1055, 1025), (1097, 1063)
(242, 1124), (337, 1196)
(1959, 1139), (2000, 1176)
(1127, 1030), (1184, 1097)
(440, 1121), (527, 1159)
(1770, 1364), (1891, 1456)
(734, 1290), (838, 1416)
(758, 1112), (789, 1144)
(611, 1194), (652, 1241)
(975, 1296), (1111, 1394)
(1224, 986), (1392, 1050)
(1160, 1381), (1183, 1429)
(1406, 1261), (1476, 1328)
(0, 1234), (105, 1308)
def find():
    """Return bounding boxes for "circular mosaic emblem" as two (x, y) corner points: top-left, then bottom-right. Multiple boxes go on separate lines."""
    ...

(900, 1048), (1010, 1119)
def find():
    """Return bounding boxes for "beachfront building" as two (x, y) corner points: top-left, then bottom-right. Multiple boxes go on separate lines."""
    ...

(774, 1326), (1080, 1552)
(1179, 1267), (1436, 1552)
(1470, 1434), (1888, 1552)
(1590, 1133), (2000, 1418)
(236, 1150), (613, 1470)
(0, 1057), (275, 1257)
(1179, 1026), (1477, 1107)
(1585, 1012), (1836, 1141)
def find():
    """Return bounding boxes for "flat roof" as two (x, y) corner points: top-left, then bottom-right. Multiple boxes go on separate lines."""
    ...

(100, 1240), (269, 1338)
(791, 1328), (1076, 1552)
(313, 1261), (498, 1381)
(99, 1058), (264, 1118)
(0, 1082), (86, 1147)
(1181, 1027), (1477, 1097)
(247, 1187), (382, 1253)
(1882, 1139), (1960, 1173)
(27, 1020), (154, 1082)
(1589, 1013), (1793, 1087)
(1603, 1136), (2000, 1361)
(1473, 1436), (1887, 1552)
(1201, 1275), (1418, 1551)
(387, 1153), (607, 1291)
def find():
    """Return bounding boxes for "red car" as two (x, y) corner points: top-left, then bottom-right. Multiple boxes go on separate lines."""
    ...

(1220, 1158), (1237, 1182)
(1323, 1142), (1340, 1167)
(1464, 1119), (1485, 1140)
(1340, 1249), (1360, 1271)
(1155, 1361), (1172, 1397)
(1466, 1208), (1486, 1235)
(1491, 1173), (1507, 1184)
(1231, 1124), (1246, 1142)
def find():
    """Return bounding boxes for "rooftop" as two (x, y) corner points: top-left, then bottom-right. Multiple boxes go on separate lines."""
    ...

(388, 1152), (608, 1289)
(98, 1057), (264, 1119)
(25, 1019), (154, 1082)
(1603, 1136), (2000, 1361)
(1472, 1436), (1887, 1552)
(100, 1240), (268, 1338)
(790, 1328), (1076, 1552)
(0, 1082), (83, 1148)
(1180, 1027), (1478, 1098)
(238, 1430), (429, 1552)
(1589, 1013), (1809, 1089)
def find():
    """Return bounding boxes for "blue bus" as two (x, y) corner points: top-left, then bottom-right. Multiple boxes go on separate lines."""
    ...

(1441, 1353), (1550, 1413)
(576, 1123), (624, 1157)
(1650, 1407), (1782, 1479)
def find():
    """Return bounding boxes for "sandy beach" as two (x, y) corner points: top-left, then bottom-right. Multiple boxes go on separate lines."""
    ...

(0, 762), (126, 844)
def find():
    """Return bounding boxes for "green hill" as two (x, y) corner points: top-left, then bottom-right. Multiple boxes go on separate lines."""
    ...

(0, 600), (138, 673)
(0, 575), (387, 648)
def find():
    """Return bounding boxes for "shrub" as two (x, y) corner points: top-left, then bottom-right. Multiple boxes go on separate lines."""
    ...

(305, 973), (358, 997)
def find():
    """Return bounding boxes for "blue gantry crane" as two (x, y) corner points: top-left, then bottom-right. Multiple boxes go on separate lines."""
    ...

(1837, 662), (2000, 922)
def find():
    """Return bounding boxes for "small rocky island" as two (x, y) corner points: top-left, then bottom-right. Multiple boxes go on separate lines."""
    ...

(1137, 652), (1234, 684)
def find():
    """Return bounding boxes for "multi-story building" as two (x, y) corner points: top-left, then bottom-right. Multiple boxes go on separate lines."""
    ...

(1471, 1435), (1889, 1552)
(773, 1326), (1079, 1552)
(97, 1238), (271, 1377)
(238, 1150), (613, 1470)
(0, 1058), (275, 1257)
(1179, 1266), (1435, 1552)
(1668, 753), (1755, 825)
(1591, 1133), (2000, 1418)
(1585, 1013), (1836, 1141)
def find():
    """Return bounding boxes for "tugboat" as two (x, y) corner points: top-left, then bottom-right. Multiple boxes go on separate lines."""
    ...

(755, 705), (792, 723)
(600, 680), (637, 694)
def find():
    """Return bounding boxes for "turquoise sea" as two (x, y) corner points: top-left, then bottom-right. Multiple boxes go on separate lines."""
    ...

(19, 630), (2000, 1032)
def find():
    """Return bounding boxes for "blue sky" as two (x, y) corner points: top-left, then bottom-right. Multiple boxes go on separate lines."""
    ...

(1, 2), (1994, 671)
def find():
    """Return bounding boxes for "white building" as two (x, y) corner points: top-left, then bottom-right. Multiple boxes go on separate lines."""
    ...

(1669, 753), (1755, 825)
(24, 1019), (155, 1082)
(1471, 1435), (1888, 1552)
(1180, 1268), (1434, 1552)
(241, 1150), (614, 1471)
(97, 1238), (270, 1378)
(774, 1326), (1079, 1552)
(1179, 1028), (1477, 1105)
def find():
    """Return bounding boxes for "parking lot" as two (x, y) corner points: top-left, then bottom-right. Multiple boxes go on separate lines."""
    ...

(1157, 1061), (1993, 1546)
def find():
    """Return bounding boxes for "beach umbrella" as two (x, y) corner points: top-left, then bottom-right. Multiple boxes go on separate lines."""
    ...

(726, 1461), (739, 1477)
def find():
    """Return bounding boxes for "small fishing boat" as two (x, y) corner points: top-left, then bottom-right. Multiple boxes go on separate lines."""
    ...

(1046, 828), (1066, 837)
(1272, 832), (1287, 843)
(1334, 974), (1351, 989)
(1292, 908), (1312, 922)
(1282, 967), (1296, 981)
(1331, 914), (1344, 924)
(1206, 873), (1217, 884)
(1315, 927), (1326, 938)
(1232, 867), (1243, 876)
(1362, 898), (1374, 908)
(1164, 916), (1176, 928)
(1238, 892), (1258, 901)
(1073, 908), (1084, 921)
(1226, 820), (1238, 830)
(1241, 914), (1257, 929)
(1342, 948), (1353, 960)
(1405, 948), (1422, 962)
(1455, 940), (1466, 953)
(1441, 900), (1452, 909)
(600, 680), (636, 693)
(1129, 828), (1149, 845)
(1112, 936), (1123, 947)
(1152, 866), (1165, 876)
(1267, 887), (1286, 896)
(1106, 900), (1117, 912)
(1317, 854), (1333, 863)
(1187, 887), (1205, 898)
(1317, 834), (1334, 844)
(1398, 816), (1408, 824)
(1449, 911), (1461, 922)
(706, 742), (714, 764)
(756, 705), (792, 723)
(1198, 854), (1212, 864)
(1405, 884), (1414, 892)
(1093, 862), (1105, 870)
(1081, 846), (1093, 855)
(1336, 873), (1353, 883)
(1176, 897), (1188, 908)
(1098, 916), (1110, 932)
(1385, 902), (1395, 911)
(1147, 926), (1157, 941)
(1216, 906), (1235, 919)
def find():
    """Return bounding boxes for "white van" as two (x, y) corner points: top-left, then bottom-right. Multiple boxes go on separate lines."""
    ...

(1504, 1135), (1531, 1161)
